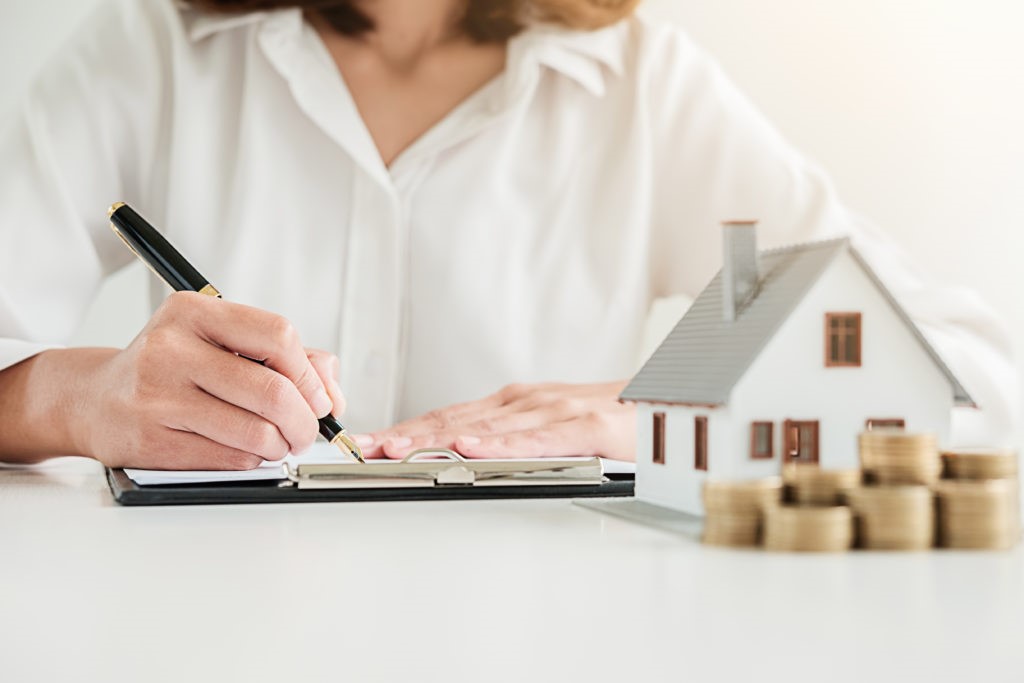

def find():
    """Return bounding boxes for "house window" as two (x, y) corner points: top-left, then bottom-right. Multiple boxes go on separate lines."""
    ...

(694, 416), (708, 471)
(866, 418), (906, 431)
(825, 312), (862, 367)
(783, 420), (820, 464)
(751, 422), (774, 459)
(652, 412), (666, 465)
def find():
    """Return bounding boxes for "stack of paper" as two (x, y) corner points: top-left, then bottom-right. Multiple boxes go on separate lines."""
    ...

(124, 442), (635, 486)
(124, 442), (360, 485)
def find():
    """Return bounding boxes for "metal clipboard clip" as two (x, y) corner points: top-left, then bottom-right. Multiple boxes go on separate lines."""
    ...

(284, 448), (606, 489)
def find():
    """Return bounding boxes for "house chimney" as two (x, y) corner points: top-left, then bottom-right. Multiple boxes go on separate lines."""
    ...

(721, 221), (760, 321)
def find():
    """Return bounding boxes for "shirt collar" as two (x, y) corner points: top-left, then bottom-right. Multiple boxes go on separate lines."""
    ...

(512, 21), (626, 96)
(182, 4), (626, 97)
(181, 4), (275, 42)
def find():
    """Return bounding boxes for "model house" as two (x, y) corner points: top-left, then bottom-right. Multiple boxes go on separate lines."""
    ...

(620, 222), (973, 516)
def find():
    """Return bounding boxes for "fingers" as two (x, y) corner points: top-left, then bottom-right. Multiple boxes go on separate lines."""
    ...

(170, 386), (291, 462)
(459, 400), (584, 435)
(121, 427), (266, 471)
(359, 382), (637, 461)
(98, 293), (343, 470)
(453, 404), (635, 460)
(373, 404), (583, 459)
(361, 386), (527, 454)
(190, 341), (319, 454)
(379, 433), (459, 460)
(454, 418), (600, 459)
(306, 348), (346, 416)
(350, 435), (386, 460)
(174, 292), (333, 418)
(375, 392), (510, 440)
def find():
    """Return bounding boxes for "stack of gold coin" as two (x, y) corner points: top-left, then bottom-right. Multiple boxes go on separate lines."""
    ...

(941, 448), (1018, 481)
(762, 504), (853, 552)
(702, 478), (782, 547)
(846, 485), (934, 550)
(782, 464), (861, 506)
(859, 430), (941, 485)
(934, 479), (1021, 550)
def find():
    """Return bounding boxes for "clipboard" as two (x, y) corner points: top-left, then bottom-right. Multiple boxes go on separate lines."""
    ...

(106, 449), (634, 506)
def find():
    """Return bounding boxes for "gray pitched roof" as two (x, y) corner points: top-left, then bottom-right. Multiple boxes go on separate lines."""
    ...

(620, 238), (974, 407)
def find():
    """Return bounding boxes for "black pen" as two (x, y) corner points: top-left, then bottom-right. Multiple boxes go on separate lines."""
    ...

(107, 201), (365, 463)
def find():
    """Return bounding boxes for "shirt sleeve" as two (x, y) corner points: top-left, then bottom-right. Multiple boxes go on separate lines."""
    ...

(639, 19), (1019, 445)
(0, 0), (173, 371)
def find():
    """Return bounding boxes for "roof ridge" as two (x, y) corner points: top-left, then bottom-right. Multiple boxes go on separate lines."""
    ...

(759, 235), (850, 257)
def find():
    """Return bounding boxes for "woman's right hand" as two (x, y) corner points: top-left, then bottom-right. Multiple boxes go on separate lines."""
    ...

(73, 291), (342, 470)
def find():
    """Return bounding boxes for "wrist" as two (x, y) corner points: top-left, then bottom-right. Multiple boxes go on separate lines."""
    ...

(0, 347), (118, 460)
(57, 348), (120, 458)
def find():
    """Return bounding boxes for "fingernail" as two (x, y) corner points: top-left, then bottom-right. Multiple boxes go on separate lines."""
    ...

(458, 435), (481, 446)
(388, 436), (412, 448)
(313, 389), (333, 417)
(353, 434), (374, 447)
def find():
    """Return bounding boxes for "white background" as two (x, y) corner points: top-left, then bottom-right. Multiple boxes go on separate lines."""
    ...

(2, 0), (1022, 435)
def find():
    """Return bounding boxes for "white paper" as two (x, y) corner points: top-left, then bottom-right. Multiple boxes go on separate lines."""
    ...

(124, 442), (635, 486)
(601, 459), (637, 475)
(124, 443), (353, 486)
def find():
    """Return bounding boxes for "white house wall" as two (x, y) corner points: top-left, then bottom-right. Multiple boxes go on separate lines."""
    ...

(729, 250), (954, 471)
(634, 403), (731, 514)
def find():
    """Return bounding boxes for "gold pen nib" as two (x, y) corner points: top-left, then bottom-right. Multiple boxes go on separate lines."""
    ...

(330, 430), (365, 463)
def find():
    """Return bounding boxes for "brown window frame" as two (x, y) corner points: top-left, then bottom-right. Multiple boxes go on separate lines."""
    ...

(750, 422), (774, 460)
(652, 412), (666, 465)
(783, 419), (820, 464)
(865, 418), (906, 431)
(694, 416), (708, 471)
(825, 312), (862, 367)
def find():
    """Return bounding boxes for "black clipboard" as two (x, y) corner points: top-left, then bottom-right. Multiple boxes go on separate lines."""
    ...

(105, 468), (634, 506)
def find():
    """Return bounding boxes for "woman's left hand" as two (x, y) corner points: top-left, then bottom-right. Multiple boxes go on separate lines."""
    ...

(354, 381), (636, 462)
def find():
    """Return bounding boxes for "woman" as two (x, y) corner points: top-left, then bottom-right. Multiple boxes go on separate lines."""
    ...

(0, 0), (1015, 469)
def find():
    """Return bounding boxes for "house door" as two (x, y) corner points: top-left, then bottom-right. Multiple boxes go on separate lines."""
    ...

(784, 420), (819, 464)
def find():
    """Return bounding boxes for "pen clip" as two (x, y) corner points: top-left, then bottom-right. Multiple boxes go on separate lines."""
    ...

(107, 202), (222, 298)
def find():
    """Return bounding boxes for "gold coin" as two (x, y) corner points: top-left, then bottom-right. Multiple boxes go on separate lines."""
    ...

(762, 504), (853, 552)
(703, 477), (782, 513)
(859, 430), (937, 444)
(942, 448), (1018, 480)
(934, 480), (1021, 550)
(702, 513), (762, 547)
(783, 464), (861, 506)
(866, 467), (941, 486)
(846, 486), (934, 550)
(934, 478), (1018, 498)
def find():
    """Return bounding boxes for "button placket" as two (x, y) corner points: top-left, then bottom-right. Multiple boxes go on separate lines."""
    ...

(388, 159), (439, 424)
(337, 172), (403, 432)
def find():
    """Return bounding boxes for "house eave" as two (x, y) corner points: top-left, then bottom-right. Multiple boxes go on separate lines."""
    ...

(847, 246), (976, 408)
(618, 397), (725, 409)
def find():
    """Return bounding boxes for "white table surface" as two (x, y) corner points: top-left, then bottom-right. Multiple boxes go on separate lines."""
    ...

(2, 457), (1022, 683)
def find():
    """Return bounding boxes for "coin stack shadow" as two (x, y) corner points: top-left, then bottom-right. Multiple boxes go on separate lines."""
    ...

(936, 448), (1020, 550)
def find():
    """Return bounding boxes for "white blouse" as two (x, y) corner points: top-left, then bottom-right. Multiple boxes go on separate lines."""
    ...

(0, 0), (1016, 440)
